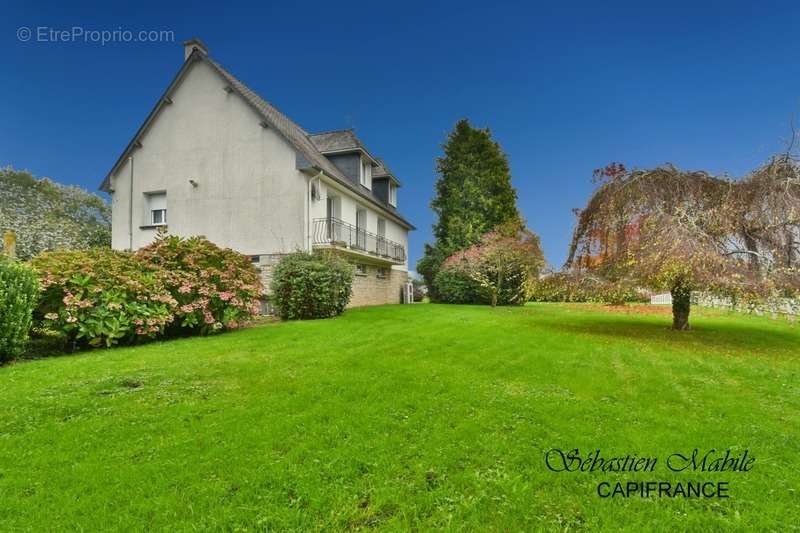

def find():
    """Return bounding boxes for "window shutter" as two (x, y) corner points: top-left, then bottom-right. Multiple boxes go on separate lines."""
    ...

(148, 192), (166, 211)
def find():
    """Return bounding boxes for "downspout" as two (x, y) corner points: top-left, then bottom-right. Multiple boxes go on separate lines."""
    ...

(305, 173), (311, 251)
(128, 155), (134, 251)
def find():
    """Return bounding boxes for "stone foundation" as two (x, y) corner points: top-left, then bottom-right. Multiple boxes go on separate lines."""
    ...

(251, 253), (408, 311)
(348, 264), (408, 308)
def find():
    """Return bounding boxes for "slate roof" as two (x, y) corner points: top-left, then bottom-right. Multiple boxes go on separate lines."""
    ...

(100, 46), (413, 230)
(308, 130), (402, 185)
(308, 130), (362, 152)
(372, 158), (401, 184)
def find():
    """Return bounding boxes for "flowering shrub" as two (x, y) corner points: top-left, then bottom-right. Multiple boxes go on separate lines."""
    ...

(135, 236), (262, 335)
(270, 252), (353, 320)
(31, 249), (176, 348)
(529, 272), (648, 305)
(30, 236), (262, 350)
(435, 225), (544, 306)
(0, 167), (110, 260)
(0, 257), (39, 361)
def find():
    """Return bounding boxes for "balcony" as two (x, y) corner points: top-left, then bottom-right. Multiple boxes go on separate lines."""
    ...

(312, 217), (406, 264)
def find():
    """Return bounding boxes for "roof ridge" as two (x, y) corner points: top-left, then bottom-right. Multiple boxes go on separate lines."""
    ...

(308, 128), (355, 137)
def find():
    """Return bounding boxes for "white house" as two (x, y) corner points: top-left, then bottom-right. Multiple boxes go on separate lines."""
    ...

(100, 38), (415, 307)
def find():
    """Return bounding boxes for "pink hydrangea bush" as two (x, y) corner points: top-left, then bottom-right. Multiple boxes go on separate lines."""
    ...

(31, 237), (263, 350)
(31, 249), (176, 348)
(135, 236), (262, 335)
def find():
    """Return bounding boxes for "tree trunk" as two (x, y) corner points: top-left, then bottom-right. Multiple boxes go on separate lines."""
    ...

(491, 266), (503, 307)
(671, 286), (691, 330)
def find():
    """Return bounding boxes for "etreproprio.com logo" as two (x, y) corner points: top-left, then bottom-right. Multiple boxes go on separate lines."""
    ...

(17, 26), (174, 45)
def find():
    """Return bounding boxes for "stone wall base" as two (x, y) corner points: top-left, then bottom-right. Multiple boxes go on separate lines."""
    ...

(349, 265), (408, 308)
(252, 253), (408, 311)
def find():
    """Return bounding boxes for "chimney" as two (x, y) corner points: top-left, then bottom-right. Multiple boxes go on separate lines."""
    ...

(183, 38), (208, 61)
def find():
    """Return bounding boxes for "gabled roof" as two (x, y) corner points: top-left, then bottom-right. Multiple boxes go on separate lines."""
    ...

(100, 47), (414, 230)
(308, 130), (402, 185)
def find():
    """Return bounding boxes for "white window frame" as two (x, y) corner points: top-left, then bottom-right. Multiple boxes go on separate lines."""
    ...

(151, 208), (167, 226)
(389, 183), (397, 206)
(144, 191), (167, 227)
(360, 157), (372, 189)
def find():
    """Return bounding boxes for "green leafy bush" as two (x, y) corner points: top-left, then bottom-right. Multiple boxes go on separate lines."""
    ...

(270, 252), (353, 320)
(136, 236), (262, 334)
(30, 236), (263, 350)
(529, 272), (648, 305)
(31, 249), (176, 348)
(434, 266), (483, 304)
(0, 257), (39, 361)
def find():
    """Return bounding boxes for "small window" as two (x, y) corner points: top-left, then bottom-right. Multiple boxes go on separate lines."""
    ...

(377, 267), (388, 279)
(360, 158), (372, 188)
(355, 264), (367, 276)
(389, 183), (397, 206)
(152, 209), (167, 225)
(145, 191), (167, 226)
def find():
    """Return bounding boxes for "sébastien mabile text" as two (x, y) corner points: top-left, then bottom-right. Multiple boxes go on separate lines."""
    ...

(545, 448), (755, 498)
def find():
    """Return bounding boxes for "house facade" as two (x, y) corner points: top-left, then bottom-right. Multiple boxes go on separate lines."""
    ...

(101, 38), (414, 308)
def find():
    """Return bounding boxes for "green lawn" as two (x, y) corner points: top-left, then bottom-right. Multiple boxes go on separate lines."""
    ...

(1, 304), (798, 531)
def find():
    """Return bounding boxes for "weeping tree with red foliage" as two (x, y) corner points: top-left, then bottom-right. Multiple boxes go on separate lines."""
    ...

(566, 155), (800, 330)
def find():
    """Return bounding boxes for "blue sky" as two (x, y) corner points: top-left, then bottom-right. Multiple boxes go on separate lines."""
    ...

(2, 1), (800, 268)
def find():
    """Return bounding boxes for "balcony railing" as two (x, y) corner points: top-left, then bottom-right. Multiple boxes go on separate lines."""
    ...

(313, 217), (406, 263)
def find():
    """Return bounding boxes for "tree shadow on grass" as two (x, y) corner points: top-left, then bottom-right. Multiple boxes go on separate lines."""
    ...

(538, 313), (799, 358)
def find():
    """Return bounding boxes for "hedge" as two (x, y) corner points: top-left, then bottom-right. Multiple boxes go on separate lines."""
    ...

(529, 272), (648, 305)
(0, 257), (39, 361)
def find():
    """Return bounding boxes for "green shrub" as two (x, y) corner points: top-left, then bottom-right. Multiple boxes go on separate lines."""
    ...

(270, 252), (353, 320)
(435, 225), (544, 306)
(136, 236), (262, 334)
(529, 272), (648, 304)
(31, 237), (263, 349)
(0, 257), (39, 361)
(434, 266), (483, 304)
(31, 249), (176, 348)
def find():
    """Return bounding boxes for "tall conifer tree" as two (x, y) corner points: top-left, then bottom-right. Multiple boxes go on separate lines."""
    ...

(418, 119), (521, 297)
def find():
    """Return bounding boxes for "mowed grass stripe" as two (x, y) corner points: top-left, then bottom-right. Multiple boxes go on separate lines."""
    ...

(0, 303), (798, 531)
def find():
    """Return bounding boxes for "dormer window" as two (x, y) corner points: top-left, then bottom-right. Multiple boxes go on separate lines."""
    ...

(389, 183), (397, 207)
(359, 157), (372, 189)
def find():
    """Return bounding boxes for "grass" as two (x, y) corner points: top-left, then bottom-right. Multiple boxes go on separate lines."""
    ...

(1, 303), (798, 531)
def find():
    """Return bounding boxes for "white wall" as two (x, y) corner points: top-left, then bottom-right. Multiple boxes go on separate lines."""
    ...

(310, 179), (409, 271)
(109, 60), (307, 255)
